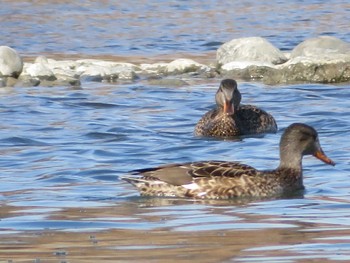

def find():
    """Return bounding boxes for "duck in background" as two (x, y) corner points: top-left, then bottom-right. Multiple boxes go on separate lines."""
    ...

(122, 123), (335, 199)
(194, 79), (277, 137)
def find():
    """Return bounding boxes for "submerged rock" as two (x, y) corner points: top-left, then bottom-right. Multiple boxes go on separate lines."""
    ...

(0, 46), (23, 78)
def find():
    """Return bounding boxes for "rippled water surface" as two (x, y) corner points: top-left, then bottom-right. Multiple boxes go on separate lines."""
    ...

(0, 81), (349, 262)
(2, 0), (350, 57)
(1, 1), (350, 262)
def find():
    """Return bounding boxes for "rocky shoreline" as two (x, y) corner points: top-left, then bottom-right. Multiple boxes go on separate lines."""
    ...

(1, 36), (350, 87)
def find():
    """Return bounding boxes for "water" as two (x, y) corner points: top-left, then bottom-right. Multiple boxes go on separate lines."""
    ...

(1, 1), (350, 262)
(0, 81), (349, 261)
(1, 0), (350, 57)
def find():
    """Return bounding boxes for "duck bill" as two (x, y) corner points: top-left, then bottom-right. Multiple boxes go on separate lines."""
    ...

(223, 101), (234, 115)
(313, 150), (335, 166)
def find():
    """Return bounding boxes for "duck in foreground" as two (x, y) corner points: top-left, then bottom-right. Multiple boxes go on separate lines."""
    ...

(194, 79), (277, 137)
(122, 123), (335, 199)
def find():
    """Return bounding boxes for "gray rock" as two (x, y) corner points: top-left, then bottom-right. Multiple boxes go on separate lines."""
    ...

(16, 76), (41, 87)
(219, 61), (276, 81)
(0, 46), (23, 78)
(221, 65), (277, 82)
(291, 36), (350, 58)
(263, 56), (350, 84)
(0, 77), (18, 87)
(217, 37), (287, 66)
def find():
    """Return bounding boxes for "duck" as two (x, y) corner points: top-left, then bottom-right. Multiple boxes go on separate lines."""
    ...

(122, 123), (335, 199)
(194, 79), (278, 137)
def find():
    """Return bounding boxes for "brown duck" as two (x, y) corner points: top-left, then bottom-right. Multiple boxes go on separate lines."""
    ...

(122, 123), (335, 199)
(194, 79), (277, 137)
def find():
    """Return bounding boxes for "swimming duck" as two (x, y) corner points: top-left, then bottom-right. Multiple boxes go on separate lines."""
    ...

(122, 123), (335, 199)
(194, 79), (277, 137)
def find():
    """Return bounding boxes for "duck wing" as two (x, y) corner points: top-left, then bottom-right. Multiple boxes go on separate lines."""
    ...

(236, 104), (277, 134)
(194, 108), (220, 135)
(129, 161), (258, 186)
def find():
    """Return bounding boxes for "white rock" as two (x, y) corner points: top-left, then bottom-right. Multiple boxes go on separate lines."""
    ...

(76, 59), (139, 70)
(77, 60), (138, 80)
(165, 58), (209, 74)
(23, 56), (56, 80)
(217, 37), (287, 65)
(291, 36), (350, 59)
(78, 64), (110, 78)
(47, 58), (77, 71)
(277, 54), (350, 69)
(0, 46), (23, 77)
(140, 63), (168, 73)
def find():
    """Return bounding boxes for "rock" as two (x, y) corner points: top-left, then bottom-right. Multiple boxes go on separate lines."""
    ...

(77, 60), (138, 81)
(23, 56), (57, 81)
(9, 35), (350, 86)
(219, 61), (276, 81)
(217, 37), (287, 65)
(140, 63), (168, 75)
(0, 77), (6, 87)
(291, 36), (350, 58)
(78, 64), (114, 82)
(165, 58), (209, 74)
(263, 56), (350, 84)
(54, 74), (81, 86)
(0, 46), (23, 78)
(222, 65), (277, 81)
(221, 61), (276, 71)
(19, 57), (81, 86)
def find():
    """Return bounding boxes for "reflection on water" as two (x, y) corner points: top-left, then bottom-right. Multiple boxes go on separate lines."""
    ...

(0, 80), (349, 261)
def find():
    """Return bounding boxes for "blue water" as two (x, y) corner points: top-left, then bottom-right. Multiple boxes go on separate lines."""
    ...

(1, 0), (350, 56)
(0, 81), (349, 261)
(1, 1), (350, 262)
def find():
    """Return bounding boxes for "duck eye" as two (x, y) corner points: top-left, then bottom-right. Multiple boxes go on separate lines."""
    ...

(299, 136), (308, 142)
(299, 131), (311, 142)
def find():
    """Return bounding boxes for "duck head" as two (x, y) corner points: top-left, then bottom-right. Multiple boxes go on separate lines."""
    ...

(279, 123), (335, 169)
(215, 79), (241, 116)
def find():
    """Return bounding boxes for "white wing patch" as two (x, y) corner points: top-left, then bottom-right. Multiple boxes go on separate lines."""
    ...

(196, 192), (207, 197)
(182, 182), (200, 190)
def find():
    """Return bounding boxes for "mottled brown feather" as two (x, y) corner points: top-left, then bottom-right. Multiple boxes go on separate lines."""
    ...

(194, 79), (277, 137)
(122, 123), (335, 200)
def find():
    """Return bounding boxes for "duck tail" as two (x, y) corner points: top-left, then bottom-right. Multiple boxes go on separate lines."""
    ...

(119, 175), (150, 187)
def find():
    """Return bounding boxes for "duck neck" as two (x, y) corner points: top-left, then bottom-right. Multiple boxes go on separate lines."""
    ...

(277, 149), (303, 173)
(275, 151), (303, 189)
